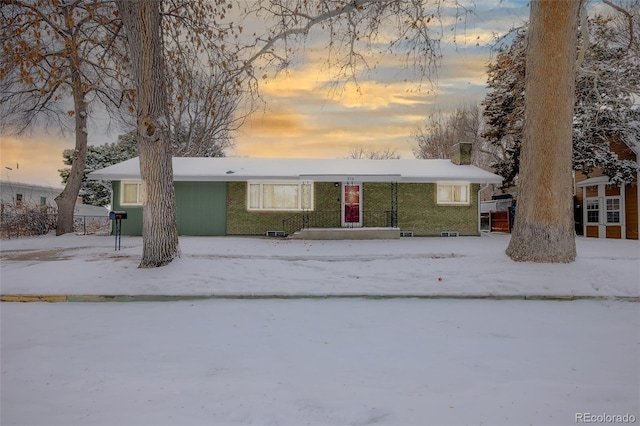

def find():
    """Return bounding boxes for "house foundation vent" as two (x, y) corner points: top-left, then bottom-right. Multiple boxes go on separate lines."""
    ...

(400, 230), (414, 237)
(266, 230), (286, 237)
(440, 231), (459, 237)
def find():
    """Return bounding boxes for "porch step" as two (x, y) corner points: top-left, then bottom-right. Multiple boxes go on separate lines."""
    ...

(290, 227), (401, 240)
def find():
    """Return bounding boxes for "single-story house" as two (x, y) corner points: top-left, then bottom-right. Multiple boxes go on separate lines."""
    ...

(574, 140), (639, 240)
(88, 147), (503, 238)
(0, 181), (62, 211)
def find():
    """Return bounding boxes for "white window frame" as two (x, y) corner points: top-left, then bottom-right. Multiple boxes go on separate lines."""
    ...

(605, 196), (621, 225)
(436, 182), (471, 206)
(247, 180), (314, 211)
(585, 197), (600, 224)
(120, 180), (144, 206)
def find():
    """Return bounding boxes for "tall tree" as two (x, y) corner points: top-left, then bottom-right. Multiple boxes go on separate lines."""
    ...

(506, 0), (582, 263)
(115, 0), (178, 268)
(0, 0), (127, 235)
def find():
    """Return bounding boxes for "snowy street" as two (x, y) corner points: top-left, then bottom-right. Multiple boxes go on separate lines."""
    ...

(2, 298), (638, 426)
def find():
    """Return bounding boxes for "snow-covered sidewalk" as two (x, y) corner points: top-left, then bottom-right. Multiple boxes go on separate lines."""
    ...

(1, 233), (638, 299)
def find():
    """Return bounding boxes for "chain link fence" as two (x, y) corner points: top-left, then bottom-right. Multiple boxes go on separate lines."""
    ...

(1, 211), (110, 239)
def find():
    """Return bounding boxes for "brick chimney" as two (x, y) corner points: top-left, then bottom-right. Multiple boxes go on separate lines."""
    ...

(451, 142), (472, 165)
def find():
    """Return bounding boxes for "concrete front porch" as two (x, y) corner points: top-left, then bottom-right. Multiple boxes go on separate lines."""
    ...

(290, 227), (401, 240)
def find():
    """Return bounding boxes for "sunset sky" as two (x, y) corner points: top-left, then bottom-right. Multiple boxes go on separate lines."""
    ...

(0, 0), (530, 187)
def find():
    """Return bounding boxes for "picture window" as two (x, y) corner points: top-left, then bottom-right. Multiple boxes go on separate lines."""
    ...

(247, 181), (313, 211)
(437, 183), (470, 205)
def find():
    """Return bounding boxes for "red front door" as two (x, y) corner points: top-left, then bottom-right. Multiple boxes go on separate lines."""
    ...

(342, 183), (362, 227)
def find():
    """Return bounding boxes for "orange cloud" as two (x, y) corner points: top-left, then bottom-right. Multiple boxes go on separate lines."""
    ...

(0, 133), (67, 187)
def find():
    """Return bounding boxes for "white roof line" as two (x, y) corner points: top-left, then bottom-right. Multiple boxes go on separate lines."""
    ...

(88, 157), (504, 184)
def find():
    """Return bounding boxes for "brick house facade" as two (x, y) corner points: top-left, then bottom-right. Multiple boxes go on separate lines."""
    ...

(90, 156), (502, 238)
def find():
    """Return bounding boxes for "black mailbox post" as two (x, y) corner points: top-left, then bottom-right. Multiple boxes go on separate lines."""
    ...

(109, 211), (127, 251)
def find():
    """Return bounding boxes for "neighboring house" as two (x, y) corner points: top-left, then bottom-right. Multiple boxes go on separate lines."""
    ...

(1, 181), (109, 217)
(88, 146), (503, 238)
(574, 140), (639, 240)
(0, 181), (61, 212)
(0, 181), (110, 237)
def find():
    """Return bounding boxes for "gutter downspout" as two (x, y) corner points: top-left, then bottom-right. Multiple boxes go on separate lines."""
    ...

(478, 182), (491, 235)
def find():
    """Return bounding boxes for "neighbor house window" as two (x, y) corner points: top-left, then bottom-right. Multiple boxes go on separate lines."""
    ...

(16, 194), (23, 206)
(586, 198), (599, 224)
(437, 183), (470, 205)
(247, 181), (313, 211)
(120, 181), (144, 206)
(40, 196), (47, 205)
(606, 197), (621, 224)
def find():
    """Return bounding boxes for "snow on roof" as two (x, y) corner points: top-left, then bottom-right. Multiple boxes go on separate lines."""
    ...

(88, 157), (503, 184)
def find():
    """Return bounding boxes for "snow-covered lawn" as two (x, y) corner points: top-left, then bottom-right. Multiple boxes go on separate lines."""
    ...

(1, 234), (639, 425)
(1, 233), (639, 298)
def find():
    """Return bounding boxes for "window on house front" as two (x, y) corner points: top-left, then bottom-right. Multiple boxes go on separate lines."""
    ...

(586, 198), (599, 224)
(40, 196), (47, 205)
(247, 181), (313, 211)
(16, 193), (23, 206)
(606, 197), (621, 224)
(437, 183), (470, 205)
(120, 181), (144, 206)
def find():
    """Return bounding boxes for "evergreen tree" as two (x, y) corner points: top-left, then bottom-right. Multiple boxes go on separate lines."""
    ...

(572, 14), (640, 185)
(482, 14), (640, 189)
(481, 30), (526, 187)
(59, 133), (138, 206)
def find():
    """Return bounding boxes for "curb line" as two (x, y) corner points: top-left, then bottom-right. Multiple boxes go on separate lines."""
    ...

(1, 294), (639, 303)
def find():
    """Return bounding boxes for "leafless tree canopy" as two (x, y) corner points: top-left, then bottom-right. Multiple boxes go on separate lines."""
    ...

(236, 0), (474, 89)
(0, 0), (127, 134)
(347, 146), (400, 159)
(412, 103), (498, 170)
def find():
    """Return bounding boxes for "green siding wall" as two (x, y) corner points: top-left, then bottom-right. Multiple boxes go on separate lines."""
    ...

(111, 181), (226, 236)
(175, 182), (226, 235)
(111, 182), (143, 236)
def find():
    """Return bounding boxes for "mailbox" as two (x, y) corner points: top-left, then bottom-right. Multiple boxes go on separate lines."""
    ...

(109, 211), (127, 220)
(109, 211), (127, 251)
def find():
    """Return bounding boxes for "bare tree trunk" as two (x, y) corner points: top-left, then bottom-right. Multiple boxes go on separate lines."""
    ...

(54, 62), (88, 235)
(117, 0), (179, 268)
(506, 0), (581, 262)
